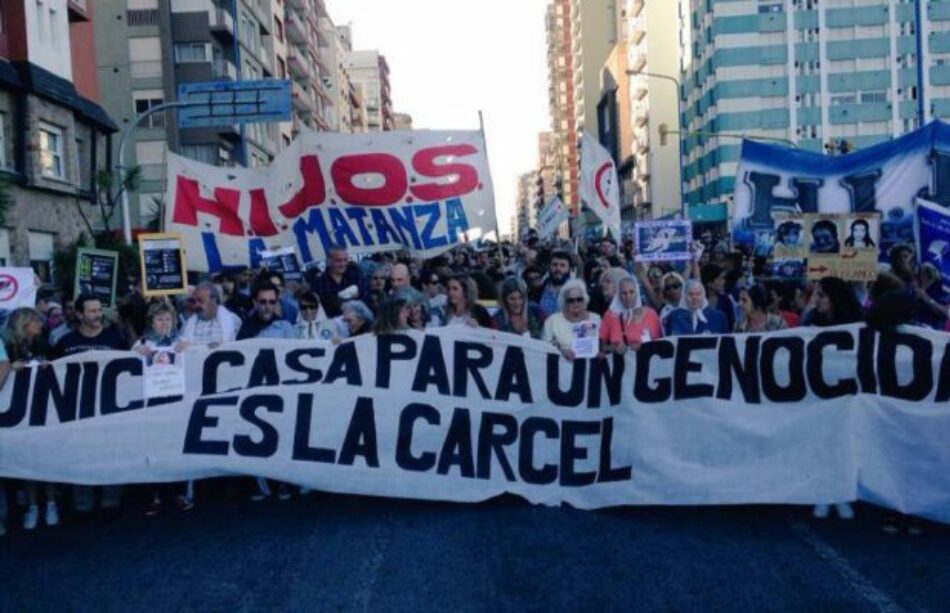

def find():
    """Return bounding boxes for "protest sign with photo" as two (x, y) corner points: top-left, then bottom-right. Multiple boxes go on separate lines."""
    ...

(260, 246), (303, 282)
(74, 249), (119, 309)
(634, 220), (692, 262)
(138, 233), (188, 297)
(806, 213), (880, 281)
(143, 349), (186, 399)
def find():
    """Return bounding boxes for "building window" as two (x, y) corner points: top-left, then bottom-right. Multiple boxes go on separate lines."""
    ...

(174, 42), (210, 63)
(39, 123), (64, 179)
(0, 112), (6, 169)
(129, 36), (163, 77)
(0, 229), (10, 267)
(133, 90), (165, 128)
(28, 231), (54, 283)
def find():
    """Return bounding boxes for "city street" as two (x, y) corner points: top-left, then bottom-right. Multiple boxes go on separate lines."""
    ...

(2, 492), (947, 612)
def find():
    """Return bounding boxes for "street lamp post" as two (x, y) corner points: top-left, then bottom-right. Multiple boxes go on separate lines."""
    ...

(625, 70), (685, 217)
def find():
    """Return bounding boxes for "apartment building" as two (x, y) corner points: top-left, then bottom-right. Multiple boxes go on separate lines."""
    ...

(514, 171), (537, 240)
(0, 0), (117, 278)
(327, 23), (364, 133)
(95, 0), (365, 228)
(680, 0), (950, 222)
(546, 0), (618, 222)
(625, 0), (682, 221)
(345, 48), (393, 131)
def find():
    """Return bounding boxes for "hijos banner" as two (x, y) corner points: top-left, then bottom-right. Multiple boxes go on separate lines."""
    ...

(1, 327), (949, 523)
(733, 120), (950, 259)
(165, 131), (497, 272)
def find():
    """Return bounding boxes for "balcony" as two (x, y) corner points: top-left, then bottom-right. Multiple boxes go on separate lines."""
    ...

(250, 0), (271, 34)
(213, 59), (237, 80)
(286, 12), (308, 45)
(292, 81), (314, 111)
(630, 50), (647, 73)
(287, 45), (312, 79)
(68, 0), (89, 22)
(209, 8), (235, 40)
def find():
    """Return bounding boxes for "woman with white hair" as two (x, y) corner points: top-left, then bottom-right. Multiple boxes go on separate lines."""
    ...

(541, 279), (602, 360)
(663, 279), (729, 336)
(599, 275), (662, 353)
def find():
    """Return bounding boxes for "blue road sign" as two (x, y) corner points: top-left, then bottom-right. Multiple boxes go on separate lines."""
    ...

(177, 79), (292, 128)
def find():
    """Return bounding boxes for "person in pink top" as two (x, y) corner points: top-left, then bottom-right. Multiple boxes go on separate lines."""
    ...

(600, 275), (662, 353)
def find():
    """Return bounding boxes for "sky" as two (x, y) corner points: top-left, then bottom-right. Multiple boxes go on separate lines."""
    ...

(324, 0), (551, 237)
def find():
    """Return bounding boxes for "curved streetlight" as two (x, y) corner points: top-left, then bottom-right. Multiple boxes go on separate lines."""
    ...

(625, 70), (685, 215)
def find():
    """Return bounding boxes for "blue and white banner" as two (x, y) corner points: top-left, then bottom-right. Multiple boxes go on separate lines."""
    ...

(734, 120), (950, 259)
(165, 131), (497, 272)
(917, 197), (950, 293)
(634, 220), (692, 262)
(2, 327), (949, 523)
(537, 197), (569, 239)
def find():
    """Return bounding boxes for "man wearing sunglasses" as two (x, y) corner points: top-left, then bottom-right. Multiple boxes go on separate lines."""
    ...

(237, 281), (296, 341)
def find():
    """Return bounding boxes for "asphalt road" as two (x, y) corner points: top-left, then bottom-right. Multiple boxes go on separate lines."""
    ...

(1, 490), (947, 613)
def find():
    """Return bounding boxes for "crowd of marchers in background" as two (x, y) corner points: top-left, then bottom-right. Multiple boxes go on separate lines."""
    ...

(0, 230), (944, 538)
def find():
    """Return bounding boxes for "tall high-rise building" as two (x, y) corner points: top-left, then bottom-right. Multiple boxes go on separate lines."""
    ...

(0, 0), (117, 277)
(345, 48), (393, 131)
(94, 0), (369, 228)
(546, 0), (618, 219)
(625, 0), (682, 221)
(679, 0), (950, 223)
(514, 171), (537, 239)
(537, 131), (559, 208)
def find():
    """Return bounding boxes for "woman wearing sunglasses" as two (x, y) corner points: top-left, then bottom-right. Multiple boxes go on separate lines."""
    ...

(293, 292), (329, 340)
(541, 279), (602, 360)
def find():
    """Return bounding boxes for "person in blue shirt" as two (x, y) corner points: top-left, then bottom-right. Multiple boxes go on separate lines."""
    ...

(237, 281), (296, 341)
(663, 279), (729, 336)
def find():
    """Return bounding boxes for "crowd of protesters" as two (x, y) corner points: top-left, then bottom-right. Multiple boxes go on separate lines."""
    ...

(1, 231), (946, 537)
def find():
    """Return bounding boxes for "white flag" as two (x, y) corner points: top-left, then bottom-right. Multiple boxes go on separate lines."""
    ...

(579, 131), (621, 238)
(537, 196), (569, 239)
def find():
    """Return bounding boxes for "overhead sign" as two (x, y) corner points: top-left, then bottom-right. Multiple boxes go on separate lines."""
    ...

(177, 79), (292, 129)
(138, 232), (188, 296)
(165, 130), (497, 272)
(74, 249), (119, 308)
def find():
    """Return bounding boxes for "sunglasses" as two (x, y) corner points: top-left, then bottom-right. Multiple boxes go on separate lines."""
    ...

(566, 297), (585, 304)
(664, 284), (682, 291)
(257, 299), (278, 305)
(300, 304), (319, 311)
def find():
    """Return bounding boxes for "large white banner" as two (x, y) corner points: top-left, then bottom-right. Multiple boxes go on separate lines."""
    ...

(1, 327), (949, 522)
(165, 130), (497, 272)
